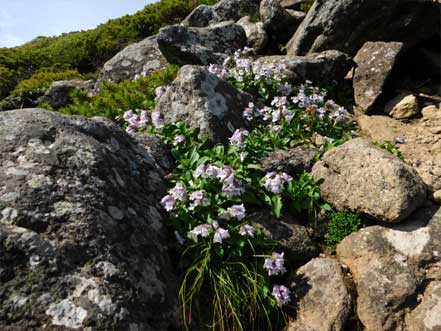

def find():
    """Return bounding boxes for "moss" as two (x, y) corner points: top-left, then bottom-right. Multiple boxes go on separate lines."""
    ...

(326, 212), (366, 252)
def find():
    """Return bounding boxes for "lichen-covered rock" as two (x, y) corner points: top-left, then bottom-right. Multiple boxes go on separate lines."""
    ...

(157, 65), (253, 144)
(385, 93), (420, 119)
(157, 22), (247, 65)
(260, 146), (317, 176)
(95, 35), (168, 89)
(312, 138), (426, 223)
(256, 50), (353, 85)
(405, 281), (441, 331)
(286, 0), (440, 56)
(0, 109), (179, 330)
(39, 80), (95, 109)
(353, 41), (404, 114)
(237, 16), (268, 53)
(181, 0), (260, 27)
(260, 0), (305, 44)
(357, 114), (441, 195)
(336, 207), (441, 331)
(133, 133), (174, 172)
(287, 257), (352, 331)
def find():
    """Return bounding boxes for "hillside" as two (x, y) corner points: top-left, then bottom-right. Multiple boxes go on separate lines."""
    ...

(0, 0), (218, 99)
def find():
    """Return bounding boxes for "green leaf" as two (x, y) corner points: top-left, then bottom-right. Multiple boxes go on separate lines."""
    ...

(272, 195), (282, 219)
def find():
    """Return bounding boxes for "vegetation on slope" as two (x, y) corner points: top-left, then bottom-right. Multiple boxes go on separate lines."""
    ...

(0, 0), (218, 99)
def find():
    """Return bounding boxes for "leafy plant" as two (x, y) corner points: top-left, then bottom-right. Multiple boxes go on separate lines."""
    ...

(326, 212), (366, 252)
(374, 140), (404, 161)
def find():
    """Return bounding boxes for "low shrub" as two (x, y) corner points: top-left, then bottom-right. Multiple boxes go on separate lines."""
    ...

(326, 211), (366, 251)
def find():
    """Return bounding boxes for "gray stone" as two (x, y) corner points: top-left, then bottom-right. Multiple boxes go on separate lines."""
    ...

(157, 65), (254, 144)
(286, 0), (440, 56)
(405, 281), (441, 331)
(312, 138), (426, 223)
(95, 35), (168, 89)
(237, 16), (268, 53)
(260, 0), (305, 44)
(157, 22), (247, 66)
(39, 80), (95, 109)
(133, 133), (174, 172)
(0, 109), (179, 330)
(181, 0), (260, 27)
(253, 210), (319, 266)
(336, 207), (441, 331)
(260, 146), (317, 176)
(353, 41), (404, 114)
(256, 50), (353, 87)
(287, 257), (352, 331)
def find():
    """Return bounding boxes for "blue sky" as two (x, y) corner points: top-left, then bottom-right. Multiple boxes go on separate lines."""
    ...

(0, 0), (157, 48)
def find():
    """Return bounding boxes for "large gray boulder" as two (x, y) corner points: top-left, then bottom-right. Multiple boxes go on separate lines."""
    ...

(353, 41), (404, 114)
(39, 80), (95, 109)
(337, 207), (441, 331)
(260, 0), (305, 44)
(157, 22), (247, 66)
(256, 50), (353, 85)
(286, 0), (440, 56)
(181, 0), (260, 27)
(0, 109), (179, 330)
(95, 36), (168, 89)
(157, 65), (253, 144)
(287, 258), (352, 331)
(312, 138), (426, 223)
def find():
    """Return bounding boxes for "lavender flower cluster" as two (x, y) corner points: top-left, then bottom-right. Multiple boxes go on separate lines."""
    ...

(263, 172), (292, 194)
(264, 252), (291, 305)
(194, 164), (245, 197)
(123, 109), (164, 134)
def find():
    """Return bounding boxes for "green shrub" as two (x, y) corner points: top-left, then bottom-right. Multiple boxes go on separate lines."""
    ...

(326, 212), (366, 251)
(374, 140), (404, 161)
(58, 65), (179, 119)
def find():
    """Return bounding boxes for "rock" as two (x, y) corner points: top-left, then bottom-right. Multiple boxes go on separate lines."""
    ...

(181, 0), (260, 27)
(286, 0), (440, 56)
(157, 22), (247, 66)
(0, 94), (34, 111)
(133, 133), (174, 172)
(39, 80), (94, 109)
(237, 16), (268, 53)
(433, 190), (441, 204)
(405, 282), (441, 331)
(260, 0), (305, 44)
(260, 146), (317, 176)
(353, 41), (404, 114)
(280, 0), (305, 9)
(0, 109), (179, 330)
(287, 257), (352, 331)
(253, 210), (319, 266)
(157, 65), (253, 144)
(336, 207), (441, 331)
(95, 35), (168, 89)
(357, 115), (441, 194)
(312, 138), (426, 223)
(422, 105), (441, 120)
(385, 94), (420, 119)
(256, 50), (353, 85)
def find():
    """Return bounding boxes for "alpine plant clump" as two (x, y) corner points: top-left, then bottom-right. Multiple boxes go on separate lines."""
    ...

(120, 48), (354, 330)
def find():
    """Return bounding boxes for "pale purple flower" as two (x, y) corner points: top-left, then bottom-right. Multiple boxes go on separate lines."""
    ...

(263, 172), (292, 194)
(264, 252), (286, 276)
(243, 102), (255, 122)
(189, 190), (209, 209)
(204, 165), (222, 178)
(213, 227), (230, 244)
(188, 224), (212, 242)
(221, 204), (246, 220)
(272, 285), (291, 306)
(123, 110), (135, 121)
(278, 82), (292, 96)
(155, 86), (166, 99)
(229, 129), (249, 148)
(169, 182), (187, 201)
(173, 135), (186, 145)
(218, 167), (244, 197)
(160, 195), (176, 212)
(151, 110), (164, 128)
(239, 224), (255, 237)
(240, 152), (248, 162)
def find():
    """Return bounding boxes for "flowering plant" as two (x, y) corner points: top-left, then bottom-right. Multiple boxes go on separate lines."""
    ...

(121, 49), (353, 330)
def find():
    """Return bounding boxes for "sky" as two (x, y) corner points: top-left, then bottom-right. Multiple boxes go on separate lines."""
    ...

(0, 0), (157, 48)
